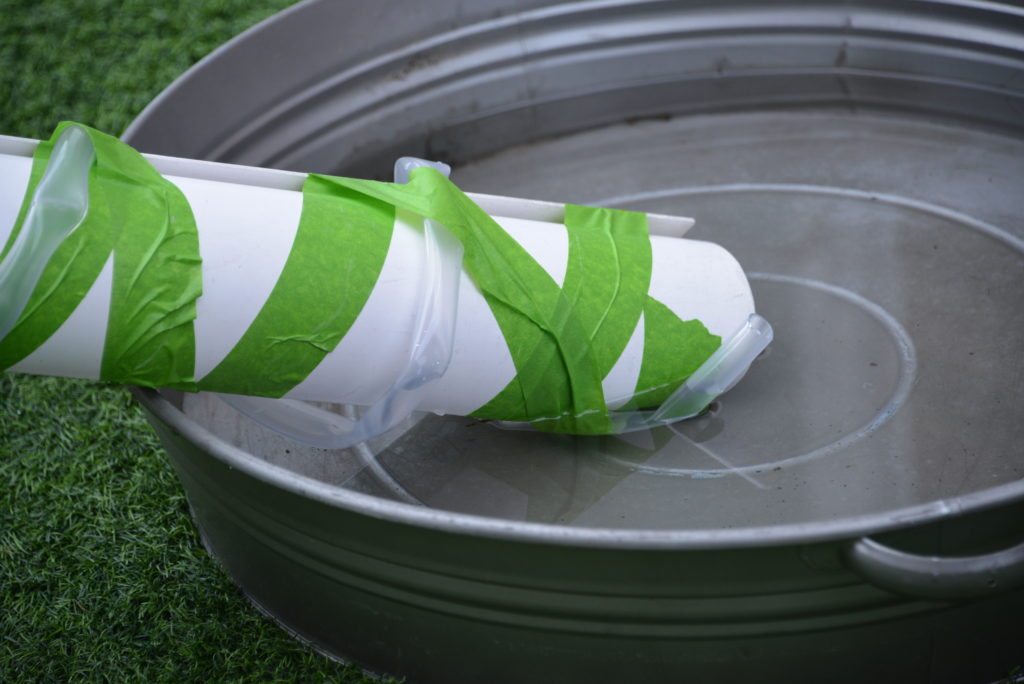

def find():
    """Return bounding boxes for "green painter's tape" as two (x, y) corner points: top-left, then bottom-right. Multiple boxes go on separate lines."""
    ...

(475, 203), (652, 428)
(626, 296), (721, 410)
(314, 169), (723, 432)
(312, 168), (720, 434)
(197, 174), (394, 397)
(96, 127), (202, 389)
(562, 204), (651, 373)
(0, 123), (202, 390)
(313, 168), (612, 433)
(0, 132), (111, 371)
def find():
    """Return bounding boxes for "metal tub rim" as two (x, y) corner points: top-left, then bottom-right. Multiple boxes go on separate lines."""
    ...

(132, 387), (1024, 551)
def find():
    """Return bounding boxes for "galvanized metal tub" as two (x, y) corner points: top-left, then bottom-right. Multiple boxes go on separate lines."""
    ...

(127, 0), (1024, 681)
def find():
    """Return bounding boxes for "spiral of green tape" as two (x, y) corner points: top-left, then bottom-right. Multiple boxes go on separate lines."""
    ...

(1, 124), (721, 435)
(195, 174), (395, 397)
(0, 122), (202, 390)
(313, 169), (721, 434)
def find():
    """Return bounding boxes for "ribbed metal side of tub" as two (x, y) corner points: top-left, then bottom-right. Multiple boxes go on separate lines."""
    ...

(136, 388), (1024, 682)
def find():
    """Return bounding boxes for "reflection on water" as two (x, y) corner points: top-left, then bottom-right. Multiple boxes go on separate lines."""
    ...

(366, 273), (914, 521)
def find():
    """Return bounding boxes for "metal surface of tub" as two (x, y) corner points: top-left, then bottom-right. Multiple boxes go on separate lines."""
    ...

(128, 1), (1024, 681)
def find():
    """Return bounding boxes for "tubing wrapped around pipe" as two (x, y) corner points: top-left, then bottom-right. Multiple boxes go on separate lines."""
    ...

(0, 122), (765, 437)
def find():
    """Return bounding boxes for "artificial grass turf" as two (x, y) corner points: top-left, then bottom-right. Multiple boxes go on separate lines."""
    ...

(0, 376), (375, 682)
(0, 1), (382, 681)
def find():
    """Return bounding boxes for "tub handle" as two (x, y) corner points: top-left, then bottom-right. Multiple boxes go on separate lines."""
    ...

(844, 537), (1024, 601)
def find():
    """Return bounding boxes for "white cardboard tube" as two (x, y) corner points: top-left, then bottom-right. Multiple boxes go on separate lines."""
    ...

(0, 140), (755, 414)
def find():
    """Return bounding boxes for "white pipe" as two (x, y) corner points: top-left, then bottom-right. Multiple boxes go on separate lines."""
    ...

(0, 135), (755, 416)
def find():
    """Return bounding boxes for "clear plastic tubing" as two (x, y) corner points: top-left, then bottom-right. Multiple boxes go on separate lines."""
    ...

(217, 158), (466, 448)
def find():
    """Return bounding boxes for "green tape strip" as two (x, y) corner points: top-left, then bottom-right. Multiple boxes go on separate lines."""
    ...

(197, 173), (394, 397)
(0, 132), (111, 370)
(313, 168), (611, 433)
(98, 128), (202, 388)
(316, 169), (724, 432)
(474, 203), (652, 429)
(0, 122), (202, 390)
(562, 204), (651, 373)
(625, 296), (721, 410)
(310, 168), (721, 434)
